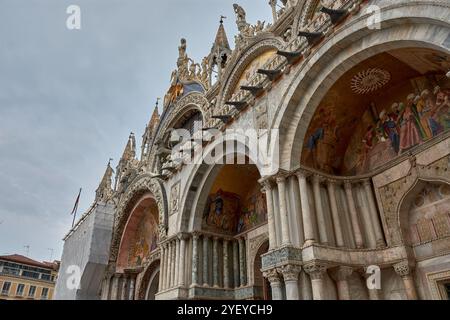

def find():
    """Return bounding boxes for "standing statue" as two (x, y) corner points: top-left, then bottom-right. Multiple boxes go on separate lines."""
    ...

(233, 4), (247, 24)
(177, 38), (189, 80)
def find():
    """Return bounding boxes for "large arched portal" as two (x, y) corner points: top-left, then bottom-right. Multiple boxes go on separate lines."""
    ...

(301, 47), (450, 176)
(117, 194), (160, 272)
(183, 158), (269, 299)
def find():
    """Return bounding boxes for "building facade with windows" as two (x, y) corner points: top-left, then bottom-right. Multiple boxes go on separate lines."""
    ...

(57, 0), (450, 300)
(0, 255), (59, 300)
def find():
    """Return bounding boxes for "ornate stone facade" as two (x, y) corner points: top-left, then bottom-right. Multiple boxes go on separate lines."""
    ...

(58, 0), (450, 300)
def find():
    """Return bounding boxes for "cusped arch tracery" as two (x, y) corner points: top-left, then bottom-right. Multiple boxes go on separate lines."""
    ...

(378, 155), (450, 246)
(110, 174), (168, 264)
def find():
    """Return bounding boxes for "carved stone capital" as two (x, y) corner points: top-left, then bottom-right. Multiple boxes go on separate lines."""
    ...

(279, 265), (302, 282)
(394, 261), (414, 278)
(259, 178), (275, 192)
(330, 266), (353, 282)
(263, 268), (282, 284)
(295, 168), (312, 180)
(303, 262), (328, 280)
(312, 174), (325, 184)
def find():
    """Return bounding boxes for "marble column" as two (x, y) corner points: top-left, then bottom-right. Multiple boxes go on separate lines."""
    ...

(363, 180), (385, 247)
(158, 245), (165, 291)
(223, 240), (230, 289)
(213, 237), (220, 288)
(101, 275), (111, 300)
(344, 182), (364, 248)
(276, 176), (292, 246)
(263, 269), (284, 300)
(331, 267), (353, 300)
(168, 241), (174, 288)
(233, 241), (240, 288)
(299, 271), (313, 300)
(313, 175), (329, 245)
(262, 181), (277, 250)
(160, 243), (168, 290)
(203, 235), (209, 286)
(128, 275), (136, 300)
(178, 235), (187, 287)
(175, 238), (180, 287)
(120, 274), (128, 300)
(288, 176), (305, 246)
(280, 265), (302, 300)
(191, 234), (199, 287)
(238, 238), (246, 287)
(358, 186), (377, 248)
(296, 171), (316, 245)
(304, 263), (328, 300)
(327, 180), (345, 247)
(394, 261), (418, 300)
(110, 274), (120, 300)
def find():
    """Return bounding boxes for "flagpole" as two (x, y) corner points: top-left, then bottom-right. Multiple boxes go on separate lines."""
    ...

(71, 188), (82, 228)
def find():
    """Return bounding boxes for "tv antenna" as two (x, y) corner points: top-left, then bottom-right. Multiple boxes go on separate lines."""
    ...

(24, 245), (30, 257)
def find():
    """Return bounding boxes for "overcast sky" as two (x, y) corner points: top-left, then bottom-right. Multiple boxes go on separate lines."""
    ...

(0, 0), (272, 262)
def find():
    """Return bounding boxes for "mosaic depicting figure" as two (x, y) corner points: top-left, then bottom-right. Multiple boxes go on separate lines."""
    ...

(305, 108), (339, 173)
(203, 186), (267, 234)
(238, 185), (267, 234)
(127, 209), (159, 268)
(305, 76), (450, 175)
(203, 190), (241, 233)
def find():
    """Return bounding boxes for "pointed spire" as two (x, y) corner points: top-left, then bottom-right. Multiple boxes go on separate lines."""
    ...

(141, 99), (161, 160)
(121, 132), (136, 162)
(213, 16), (231, 51)
(149, 98), (161, 131)
(95, 159), (114, 202)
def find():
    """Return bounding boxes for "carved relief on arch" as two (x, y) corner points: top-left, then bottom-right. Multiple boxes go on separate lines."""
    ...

(378, 155), (450, 246)
(248, 233), (269, 286)
(110, 174), (168, 264)
(219, 37), (285, 106)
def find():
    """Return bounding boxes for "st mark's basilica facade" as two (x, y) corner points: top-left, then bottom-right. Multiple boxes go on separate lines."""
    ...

(56, 0), (450, 300)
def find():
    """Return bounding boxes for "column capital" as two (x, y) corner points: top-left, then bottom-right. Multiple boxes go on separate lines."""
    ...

(278, 265), (302, 282)
(394, 260), (414, 278)
(259, 178), (275, 191)
(330, 266), (353, 282)
(192, 232), (201, 240)
(295, 168), (312, 179)
(312, 174), (326, 184)
(344, 180), (353, 189)
(303, 262), (328, 280)
(177, 233), (190, 241)
(362, 179), (373, 187)
(263, 268), (282, 284)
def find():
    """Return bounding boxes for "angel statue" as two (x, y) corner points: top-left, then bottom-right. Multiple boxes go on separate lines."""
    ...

(233, 4), (247, 25)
